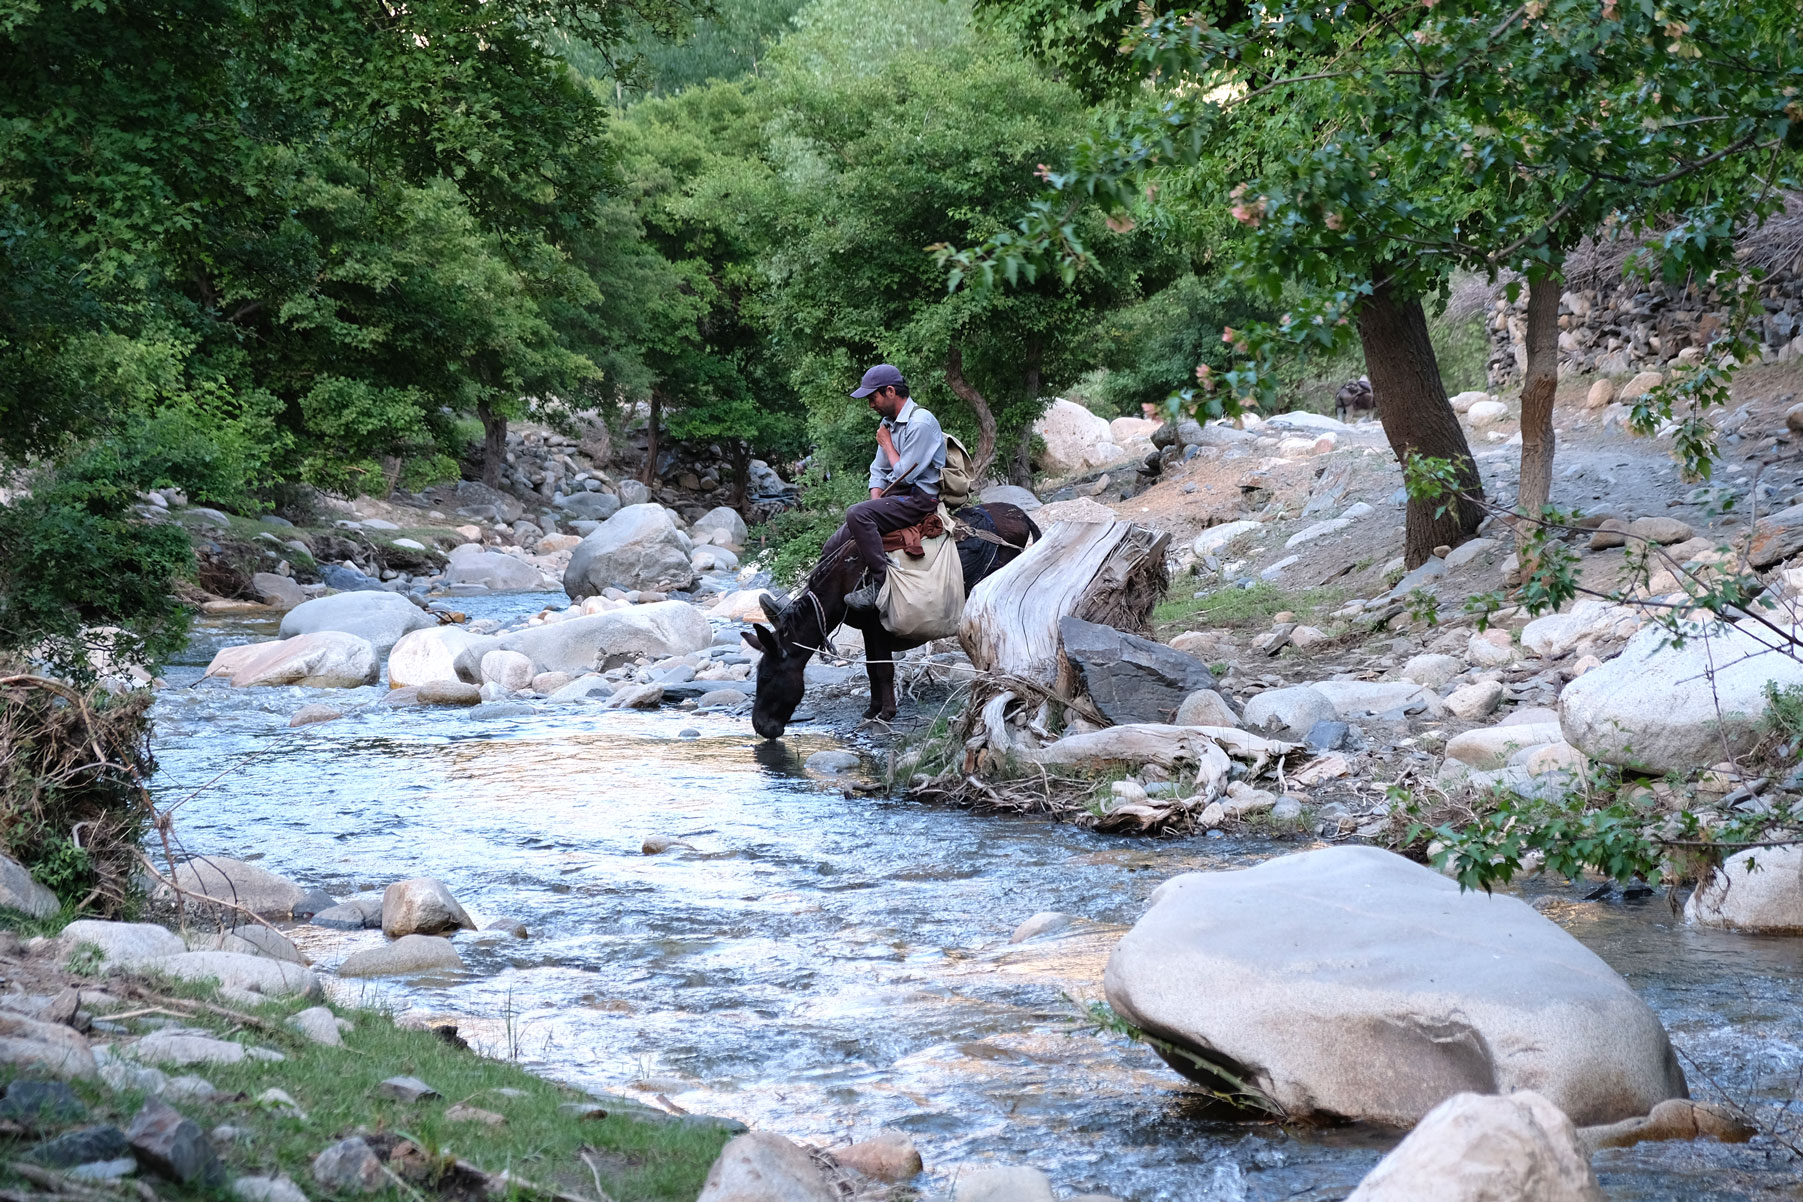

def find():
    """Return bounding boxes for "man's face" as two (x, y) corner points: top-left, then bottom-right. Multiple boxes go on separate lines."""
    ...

(867, 388), (901, 420)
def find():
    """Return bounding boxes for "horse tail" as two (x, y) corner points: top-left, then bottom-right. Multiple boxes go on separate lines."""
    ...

(1022, 514), (1042, 546)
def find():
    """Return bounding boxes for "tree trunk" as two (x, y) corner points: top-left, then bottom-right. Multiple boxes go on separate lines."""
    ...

(1517, 272), (1561, 541)
(1356, 279), (1486, 567)
(944, 344), (997, 475)
(477, 399), (506, 489)
(641, 390), (661, 486)
(1012, 337), (1044, 487)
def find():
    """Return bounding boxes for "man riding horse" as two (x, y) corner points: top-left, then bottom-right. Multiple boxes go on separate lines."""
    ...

(744, 362), (1040, 738)
(828, 363), (945, 618)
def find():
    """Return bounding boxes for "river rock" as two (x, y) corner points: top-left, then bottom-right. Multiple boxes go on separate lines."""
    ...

(1059, 617), (1214, 725)
(338, 935), (463, 977)
(978, 484), (1042, 511)
(172, 857), (325, 919)
(232, 1175), (310, 1202)
(501, 601), (712, 674)
(1618, 369), (1664, 400)
(1400, 653), (1462, 689)
(289, 704), (343, 728)
(127, 1097), (219, 1184)
(58, 920), (186, 968)
(312, 1138), (384, 1193)
(1626, 516), (1693, 545)
(1103, 846), (1686, 1126)
(1240, 686), (1336, 737)
(1444, 722), (1565, 770)
(1560, 618), (1803, 772)
(211, 633), (379, 688)
(1344, 1090), (1601, 1202)
(251, 573), (305, 611)
(697, 688), (749, 709)
(1191, 520), (1263, 556)
(1175, 690), (1237, 727)
(312, 894), (382, 930)
(1751, 503), (1803, 567)
(1465, 399), (1510, 426)
(564, 504), (698, 599)
(1443, 680), (1504, 720)
(1311, 680), (1440, 717)
(1009, 912), (1073, 943)
(556, 492), (621, 522)
(279, 592), (432, 656)
(952, 1167), (1056, 1202)
(0, 1080), (86, 1124)
(1033, 399), (1119, 475)
(0, 851), (59, 919)
(287, 1007), (344, 1047)
(417, 679), (481, 706)
(831, 1131), (921, 1182)
(691, 506), (749, 548)
(1586, 378), (1616, 409)
(479, 650), (534, 692)
(382, 878), (472, 936)
(446, 550), (546, 592)
(130, 1030), (256, 1067)
(375, 1075), (440, 1102)
(145, 951), (321, 1000)
(0, 1013), (97, 1079)
(1578, 1097), (1755, 1152)
(548, 676), (614, 702)
(601, 682), (663, 709)
(1520, 600), (1640, 658)
(1684, 845), (1803, 932)
(191, 924), (306, 964)
(804, 749), (861, 776)
(1467, 629), (1515, 666)
(386, 626), (498, 688)
(696, 1132), (839, 1202)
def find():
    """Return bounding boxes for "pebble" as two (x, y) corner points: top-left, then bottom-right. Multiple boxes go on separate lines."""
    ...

(375, 1075), (440, 1102)
(287, 1007), (343, 1047)
(232, 1175), (311, 1202)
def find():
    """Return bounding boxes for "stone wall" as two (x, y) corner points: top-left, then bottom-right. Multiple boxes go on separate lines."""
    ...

(1486, 268), (1803, 385)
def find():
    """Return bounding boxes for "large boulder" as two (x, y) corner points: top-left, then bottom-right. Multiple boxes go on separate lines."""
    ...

(563, 504), (698, 599)
(555, 492), (621, 522)
(444, 550), (548, 592)
(1345, 1091), (1602, 1202)
(58, 919), (186, 968)
(1684, 846), (1803, 933)
(977, 484), (1042, 511)
(144, 951), (322, 1000)
(251, 573), (305, 610)
(695, 1132), (838, 1202)
(500, 601), (712, 674)
(382, 877), (473, 937)
(1058, 617), (1215, 725)
(691, 506), (749, 548)
(1750, 503), (1803, 568)
(279, 592), (433, 656)
(207, 633), (379, 688)
(337, 934), (463, 977)
(1240, 685), (1336, 738)
(1560, 619), (1803, 773)
(172, 858), (330, 919)
(1032, 399), (1120, 475)
(1521, 599), (1640, 659)
(1104, 846), (1686, 1126)
(386, 627), (498, 689)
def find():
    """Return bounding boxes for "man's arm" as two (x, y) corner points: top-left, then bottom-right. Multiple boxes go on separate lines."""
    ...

(886, 409), (943, 486)
(868, 443), (890, 496)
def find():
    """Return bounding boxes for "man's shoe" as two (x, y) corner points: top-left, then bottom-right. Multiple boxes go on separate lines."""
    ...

(845, 583), (882, 616)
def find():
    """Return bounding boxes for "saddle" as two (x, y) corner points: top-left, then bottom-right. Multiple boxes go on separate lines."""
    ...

(879, 509), (947, 558)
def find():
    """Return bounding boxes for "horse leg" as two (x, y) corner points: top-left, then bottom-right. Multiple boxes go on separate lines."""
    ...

(866, 629), (898, 721)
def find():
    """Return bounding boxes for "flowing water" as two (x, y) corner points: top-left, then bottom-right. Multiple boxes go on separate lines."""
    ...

(151, 601), (1803, 1201)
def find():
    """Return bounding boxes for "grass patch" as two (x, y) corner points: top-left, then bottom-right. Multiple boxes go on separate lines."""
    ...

(1155, 582), (1346, 632)
(0, 961), (731, 1202)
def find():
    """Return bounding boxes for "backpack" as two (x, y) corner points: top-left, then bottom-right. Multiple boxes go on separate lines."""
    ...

(939, 433), (977, 508)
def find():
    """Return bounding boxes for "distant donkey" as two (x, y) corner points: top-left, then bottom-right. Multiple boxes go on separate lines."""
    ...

(1335, 376), (1376, 423)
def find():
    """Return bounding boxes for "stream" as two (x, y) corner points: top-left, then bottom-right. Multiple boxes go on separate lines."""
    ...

(149, 600), (1803, 1201)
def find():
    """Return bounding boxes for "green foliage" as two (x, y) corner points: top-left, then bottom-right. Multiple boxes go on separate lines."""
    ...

(1086, 273), (1273, 418)
(1079, 999), (1284, 1116)
(760, 470), (867, 585)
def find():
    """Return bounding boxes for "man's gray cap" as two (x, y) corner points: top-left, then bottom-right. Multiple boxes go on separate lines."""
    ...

(850, 363), (907, 398)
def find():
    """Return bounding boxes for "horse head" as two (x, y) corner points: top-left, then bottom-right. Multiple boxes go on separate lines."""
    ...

(747, 591), (814, 739)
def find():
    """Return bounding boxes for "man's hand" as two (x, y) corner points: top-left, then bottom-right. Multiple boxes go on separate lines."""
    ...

(875, 422), (899, 466)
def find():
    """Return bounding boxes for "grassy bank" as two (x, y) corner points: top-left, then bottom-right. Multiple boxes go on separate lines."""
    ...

(0, 923), (733, 1202)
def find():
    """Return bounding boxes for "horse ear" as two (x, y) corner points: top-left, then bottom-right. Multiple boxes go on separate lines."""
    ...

(747, 623), (781, 655)
(741, 628), (765, 652)
(758, 593), (785, 625)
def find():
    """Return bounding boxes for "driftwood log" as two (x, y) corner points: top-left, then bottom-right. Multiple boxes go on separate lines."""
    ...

(958, 519), (1169, 690)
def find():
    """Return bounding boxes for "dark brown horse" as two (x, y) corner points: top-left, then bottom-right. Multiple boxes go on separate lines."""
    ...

(744, 503), (1041, 738)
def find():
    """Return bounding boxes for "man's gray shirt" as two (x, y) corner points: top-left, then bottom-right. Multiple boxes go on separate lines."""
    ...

(868, 399), (945, 495)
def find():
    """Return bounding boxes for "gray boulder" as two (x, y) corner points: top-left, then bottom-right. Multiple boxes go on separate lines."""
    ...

(1104, 846), (1686, 1126)
(382, 877), (472, 937)
(0, 852), (59, 919)
(172, 857), (325, 919)
(58, 920), (186, 968)
(555, 492), (621, 522)
(144, 951), (321, 1000)
(1684, 846), (1803, 933)
(251, 573), (305, 610)
(386, 626), (499, 689)
(337, 935), (462, 978)
(563, 504), (698, 599)
(0, 1012), (97, 1079)
(696, 1132), (838, 1202)
(279, 592), (433, 656)
(445, 550), (546, 592)
(690, 506), (749, 547)
(1175, 690), (1237, 727)
(1561, 619), (1803, 773)
(1240, 685), (1337, 737)
(1346, 1091), (1601, 1202)
(977, 484), (1042, 511)
(501, 601), (712, 674)
(207, 633), (379, 688)
(1058, 617), (1214, 726)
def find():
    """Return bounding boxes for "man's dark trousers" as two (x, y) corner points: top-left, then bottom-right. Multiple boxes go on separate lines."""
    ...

(822, 487), (938, 581)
